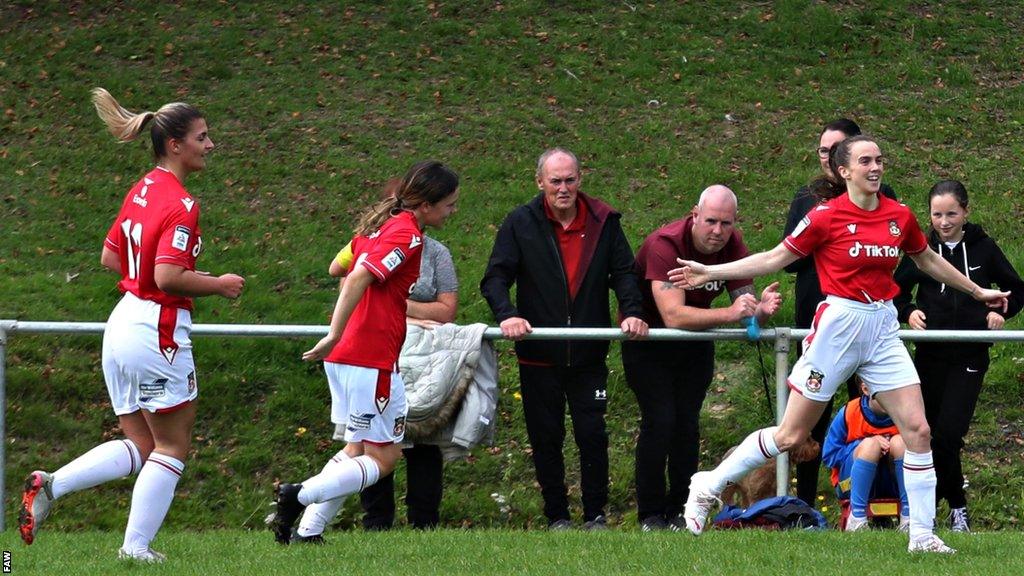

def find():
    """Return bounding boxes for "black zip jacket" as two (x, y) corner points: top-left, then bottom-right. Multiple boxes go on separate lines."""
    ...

(479, 192), (644, 367)
(894, 221), (1024, 355)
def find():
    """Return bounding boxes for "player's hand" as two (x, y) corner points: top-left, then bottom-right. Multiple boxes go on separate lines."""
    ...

(757, 282), (782, 318)
(987, 311), (1005, 330)
(500, 317), (533, 341)
(302, 334), (339, 362)
(217, 273), (245, 299)
(620, 316), (649, 340)
(729, 293), (758, 323)
(668, 259), (711, 289)
(878, 435), (891, 455)
(974, 287), (1010, 313)
(908, 309), (927, 330)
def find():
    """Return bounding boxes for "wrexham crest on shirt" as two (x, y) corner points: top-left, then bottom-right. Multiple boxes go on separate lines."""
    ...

(888, 220), (901, 237)
(806, 370), (825, 393)
(393, 416), (406, 436)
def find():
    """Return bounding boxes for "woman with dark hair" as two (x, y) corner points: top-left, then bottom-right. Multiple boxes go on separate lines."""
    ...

(19, 88), (245, 562)
(782, 118), (897, 505)
(671, 136), (1008, 553)
(895, 180), (1024, 532)
(271, 160), (460, 544)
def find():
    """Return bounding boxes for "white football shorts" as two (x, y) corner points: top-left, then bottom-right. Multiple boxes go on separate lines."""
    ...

(102, 292), (198, 415)
(788, 295), (919, 402)
(324, 362), (408, 444)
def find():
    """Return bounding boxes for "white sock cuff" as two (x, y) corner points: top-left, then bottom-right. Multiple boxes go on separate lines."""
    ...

(353, 455), (381, 490)
(146, 452), (185, 477)
(760, 426), (781, 459)
(122, 439), (143, 476)
(902, 449), (934, 470)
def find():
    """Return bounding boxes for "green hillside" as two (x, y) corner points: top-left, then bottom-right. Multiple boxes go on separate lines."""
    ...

(2, 1), (1022, 532)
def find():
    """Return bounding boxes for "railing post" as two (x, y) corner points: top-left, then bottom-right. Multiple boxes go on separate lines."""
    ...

(773, 328), (791, 497)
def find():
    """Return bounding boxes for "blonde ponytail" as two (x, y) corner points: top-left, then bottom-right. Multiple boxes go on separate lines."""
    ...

(91, 87), (155, 142)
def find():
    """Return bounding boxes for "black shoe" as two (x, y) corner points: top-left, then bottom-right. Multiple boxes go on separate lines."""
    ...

(582, 515), (608, 531)
(641, 515), (669, 532)
(667, 513), (686, 532)
(292, 532), (326, 545)
(547, 519), (573, 531)
(272, 483), (306, 545)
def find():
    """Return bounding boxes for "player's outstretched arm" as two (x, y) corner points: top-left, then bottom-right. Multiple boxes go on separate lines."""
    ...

(668, 243), (797, 289)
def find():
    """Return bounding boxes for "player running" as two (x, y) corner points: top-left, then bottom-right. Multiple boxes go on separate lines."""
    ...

(669, 135), (1008, 554)
(18, 88), (244, 562)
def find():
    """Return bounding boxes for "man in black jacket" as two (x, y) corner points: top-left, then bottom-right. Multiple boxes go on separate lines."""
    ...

(480, 147), (647, 530)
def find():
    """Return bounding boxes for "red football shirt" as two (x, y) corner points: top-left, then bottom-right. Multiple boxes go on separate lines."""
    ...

(103, 167), (201, 311)
(635, 216), (752, 328)
(325, 211), (423, 370)
(784, 193), (927, 302)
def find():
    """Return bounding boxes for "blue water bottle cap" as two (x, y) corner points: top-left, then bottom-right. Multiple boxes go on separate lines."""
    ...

(741, 316), (761, 341)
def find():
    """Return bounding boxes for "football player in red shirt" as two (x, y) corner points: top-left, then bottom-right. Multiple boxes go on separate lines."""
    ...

(670, 135), (1008, 554)
(271, 160), (460, 545)
(19, 88), (244, 562)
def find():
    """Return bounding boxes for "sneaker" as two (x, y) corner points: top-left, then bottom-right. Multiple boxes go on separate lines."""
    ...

(950, 507), (971, 533)
(845, 514), (869, 532)
(908, 534), (956, 554)
(547, 519), (573, 531)
(667, 513), (686, 532)
(582, 515), (608, 531)
(641, 515), (670, 532)
(272, 483), (306, 545)
(898, 514), (910, 533)
(19, 471), (54, 545)
(118, 547), (167, 563)
(682, 472), (720, 536)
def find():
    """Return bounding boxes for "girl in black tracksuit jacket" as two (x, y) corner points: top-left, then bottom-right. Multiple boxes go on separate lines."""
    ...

(894, 180), (1024, 531)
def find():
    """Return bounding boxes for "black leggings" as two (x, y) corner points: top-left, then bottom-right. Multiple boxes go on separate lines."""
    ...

(915, 348), (989, 509)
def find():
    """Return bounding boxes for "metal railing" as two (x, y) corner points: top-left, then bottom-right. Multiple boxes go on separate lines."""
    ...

(2, 319), (1022, 531)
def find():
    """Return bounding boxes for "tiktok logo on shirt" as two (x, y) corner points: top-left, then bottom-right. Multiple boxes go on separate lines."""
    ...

(848, 241), (899, 259)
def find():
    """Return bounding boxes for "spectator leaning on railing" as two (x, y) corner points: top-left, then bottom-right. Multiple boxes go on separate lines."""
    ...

(480, 147), (647, 530)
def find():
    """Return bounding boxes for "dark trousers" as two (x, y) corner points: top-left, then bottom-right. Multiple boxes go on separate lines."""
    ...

(519, 363), (609, 523)
(794, 340), (861, 505)
(915, 348), (989, 509)
(623, 340), (714, 520)
(360, 444), (444, 530)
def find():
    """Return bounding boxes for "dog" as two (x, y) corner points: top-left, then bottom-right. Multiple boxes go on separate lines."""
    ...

(719, 436), (821, 508)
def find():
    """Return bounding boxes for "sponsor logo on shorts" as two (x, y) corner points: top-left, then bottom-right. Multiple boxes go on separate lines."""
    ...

(393, 416), (406, 436)
(806, 370), (824, 393)
(595, 389), (607, 400)
(347, 412), (376, 432)
(381, 247), (406, 271)
(888, 219), (901, 237)
(187, 371), (196, 394)
(140, 378), (168, 401)
(171, 225), (191, 251)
